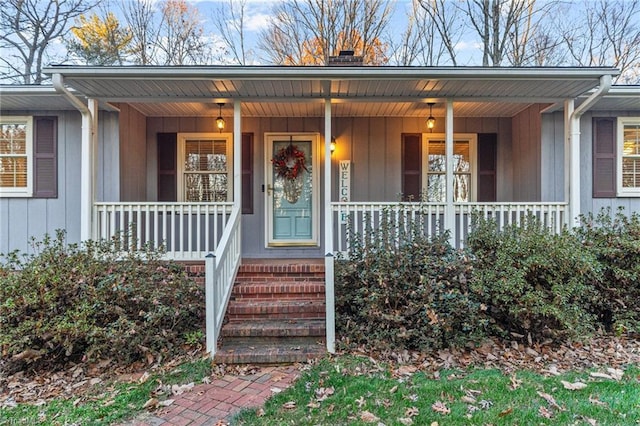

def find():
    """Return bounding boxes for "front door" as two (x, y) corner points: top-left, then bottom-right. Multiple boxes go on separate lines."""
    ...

(265, 133), (319, 247)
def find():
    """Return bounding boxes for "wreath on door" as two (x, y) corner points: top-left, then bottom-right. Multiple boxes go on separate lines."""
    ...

(272, 144), (308, 181)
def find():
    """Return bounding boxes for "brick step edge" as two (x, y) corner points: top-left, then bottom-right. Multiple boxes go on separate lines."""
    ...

(238, 264), (324, 274)
(214, 342), (326, 364)
(227, 300), (325, 314)
(222, 319), (326, 337)
(232, 282), (326, 295)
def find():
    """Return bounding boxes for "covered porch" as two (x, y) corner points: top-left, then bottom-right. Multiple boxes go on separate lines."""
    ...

(46, 65), (616, 355)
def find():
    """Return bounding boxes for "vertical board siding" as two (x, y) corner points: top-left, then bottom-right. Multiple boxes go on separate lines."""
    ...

(119, 104), (147, 201)
(512, 105), (542, 201)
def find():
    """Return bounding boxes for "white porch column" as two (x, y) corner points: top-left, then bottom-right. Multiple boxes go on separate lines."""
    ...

(81, 99), (97, 241)
(233, 100), (242, 207)
(564, 99), (574, 227)
(324, 98), (335, 354)
(444, 100), (455, 244)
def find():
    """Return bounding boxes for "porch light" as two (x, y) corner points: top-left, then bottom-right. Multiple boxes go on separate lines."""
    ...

(330, 137), (337, 153)
(426, 103), (436, 131)
(216, 103), (225, 132)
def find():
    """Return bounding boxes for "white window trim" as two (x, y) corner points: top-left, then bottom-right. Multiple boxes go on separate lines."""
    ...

(617, 117), (640, 197)
(422, 133), (478, 202)
(176, 132), (233, 202)
(0, 116), (33, 197)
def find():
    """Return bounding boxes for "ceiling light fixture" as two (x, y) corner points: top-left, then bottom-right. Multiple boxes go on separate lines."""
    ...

(426, 103), (436, 131)
(216, 103), (225, 132)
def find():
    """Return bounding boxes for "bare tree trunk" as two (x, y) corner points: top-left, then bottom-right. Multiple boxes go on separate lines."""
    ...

(418, 0), (462, 66)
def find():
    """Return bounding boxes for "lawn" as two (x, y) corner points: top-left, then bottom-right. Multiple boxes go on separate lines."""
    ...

(233, 356), (640, 425)
(1, 354), (639, 425)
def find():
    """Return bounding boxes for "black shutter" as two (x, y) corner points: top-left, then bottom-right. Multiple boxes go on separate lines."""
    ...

(593, 118), (616, 198)
(401, 133), (421, 201)
(157, 133), (177, 201)
(33, 116), (58, 198)
(477, 133), (497, 202)
(242, 133), (254, 214)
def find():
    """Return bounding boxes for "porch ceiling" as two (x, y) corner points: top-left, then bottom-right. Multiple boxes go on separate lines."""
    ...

(18, 65), (620, 118)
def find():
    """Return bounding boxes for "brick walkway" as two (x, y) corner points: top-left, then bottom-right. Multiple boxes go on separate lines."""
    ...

(120, 365), (301, 426)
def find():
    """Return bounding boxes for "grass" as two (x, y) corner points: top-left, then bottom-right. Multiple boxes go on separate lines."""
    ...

(2, 355), (639, 425)
(233, 356), (640, 425)
(0, 358), (212, 426)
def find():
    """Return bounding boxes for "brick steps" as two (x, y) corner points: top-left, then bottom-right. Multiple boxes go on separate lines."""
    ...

(214, 259), (327, 365)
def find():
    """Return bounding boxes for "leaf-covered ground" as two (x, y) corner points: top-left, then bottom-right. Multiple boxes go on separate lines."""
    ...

(2, 334), (639, 407)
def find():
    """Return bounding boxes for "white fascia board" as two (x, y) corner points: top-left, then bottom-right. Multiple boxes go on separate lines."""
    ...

(43, 65), (619, 82)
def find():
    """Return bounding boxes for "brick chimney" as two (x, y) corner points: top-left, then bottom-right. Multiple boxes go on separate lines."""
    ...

(328, 50), (363, 66)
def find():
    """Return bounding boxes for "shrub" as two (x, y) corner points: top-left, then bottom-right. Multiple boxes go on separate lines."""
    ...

(335, 209), (488, 352)
(0, 231), (204, 372)
(576, 208), (640, 333)
(467, 215), (600, 342)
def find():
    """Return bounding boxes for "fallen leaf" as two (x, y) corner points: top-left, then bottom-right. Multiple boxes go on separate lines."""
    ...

(461, 395), (476, 404)
(158, 399), (174, 407)
(315, 386), (335, 401)
(270, 387), (282, 394)
(405, 406), (419, 417)
(143, 398), (158, 409)
(539, 405), (553, 418)
(307, 401), (320, 408)
(389, 385), (398, 394)
(359, 410), (379, 423)
(431, 401), (450, 414)
(584, 417), (597, 426)
(509, 374), (522, 390)
(356, 396), (366, 408)
(479, 400), (493, 409)
(256, 408), (265, 417)
(499, 407), (513, 417)
(589, 395), (608, 407)
(537, 391), (561, 410)
(398, 417), (413, 425)
(282, 401), (296, 409)
(561, 380), (587, 390)
(138, 372), (150, 383)
(396, 365), (417, 376)
(606, 368), (623, 381)
(590, 372), (613, 380)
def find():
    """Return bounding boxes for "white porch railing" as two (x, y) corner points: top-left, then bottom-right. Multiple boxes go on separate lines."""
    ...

(205, 206), (242, 358)
(331, 201), (568, 252)
(93, 202), (234, 260)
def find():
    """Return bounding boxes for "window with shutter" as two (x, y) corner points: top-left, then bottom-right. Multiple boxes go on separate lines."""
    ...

(422, 134), (477, 202)
(0, 116), (32, 196)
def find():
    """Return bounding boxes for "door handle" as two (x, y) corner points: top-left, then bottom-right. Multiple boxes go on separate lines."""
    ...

(266, 184), (274, 195)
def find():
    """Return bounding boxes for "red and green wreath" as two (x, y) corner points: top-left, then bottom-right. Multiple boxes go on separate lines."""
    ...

(272, 144), (308, 181)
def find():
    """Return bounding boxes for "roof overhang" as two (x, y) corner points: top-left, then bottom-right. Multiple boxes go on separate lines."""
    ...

(2, 65), (620, 118)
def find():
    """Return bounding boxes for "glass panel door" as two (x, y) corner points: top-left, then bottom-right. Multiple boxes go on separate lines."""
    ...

(266, 134), (319, 246)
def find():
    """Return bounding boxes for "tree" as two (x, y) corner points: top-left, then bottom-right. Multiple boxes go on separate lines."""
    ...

(259, 0), (393, 65)
(212, 0), (253, 65)
(120, 0), (212, 65)
(66, 12), (132, 65)
(0, 0), (95, 84)
(418, 0), (465, 66)
(557, 0), (640, 83)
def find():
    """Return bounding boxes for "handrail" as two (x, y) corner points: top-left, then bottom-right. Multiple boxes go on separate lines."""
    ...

(205, 205), (242, 358)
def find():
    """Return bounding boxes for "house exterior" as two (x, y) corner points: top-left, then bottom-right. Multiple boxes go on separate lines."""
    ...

(2, 64), (639, 353)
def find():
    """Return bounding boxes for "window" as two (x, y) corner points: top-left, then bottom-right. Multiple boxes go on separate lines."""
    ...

(618, 118), (640, 196)
(176, 133), (232, 202)
(0, 117), (32, 196)
(422, 134), (477, 202)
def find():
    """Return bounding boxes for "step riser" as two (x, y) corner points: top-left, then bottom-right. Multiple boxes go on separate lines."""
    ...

(222, 328), (325, 338)
(227, 312), (325, 321)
